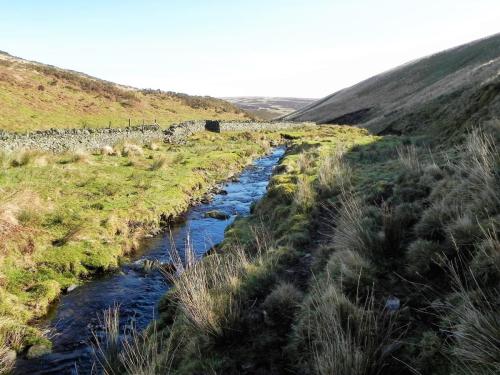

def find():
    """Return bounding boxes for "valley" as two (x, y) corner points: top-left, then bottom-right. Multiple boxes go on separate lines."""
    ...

(0, 28), (499, 375)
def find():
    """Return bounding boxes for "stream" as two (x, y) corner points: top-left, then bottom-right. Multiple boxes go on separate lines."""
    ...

(15, 147), (285, 375)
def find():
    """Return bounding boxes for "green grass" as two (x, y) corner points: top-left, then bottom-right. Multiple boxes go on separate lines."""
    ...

(0, 130), (280, 351)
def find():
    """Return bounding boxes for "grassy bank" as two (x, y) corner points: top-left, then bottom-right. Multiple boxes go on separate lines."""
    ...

(100, 124), (499, 374)
(0, 130), (281, 361)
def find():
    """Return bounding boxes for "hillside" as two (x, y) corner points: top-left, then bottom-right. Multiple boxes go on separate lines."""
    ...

(284, 33), (500, 138)
(223, 96), (316, 120)
(0, 52), (251, 133)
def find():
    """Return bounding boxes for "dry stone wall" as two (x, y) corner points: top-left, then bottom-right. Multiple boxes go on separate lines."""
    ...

(0, 121), (315, 152)
(0, 125), (162, 153)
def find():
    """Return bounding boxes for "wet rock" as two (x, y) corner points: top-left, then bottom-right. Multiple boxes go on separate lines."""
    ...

(27, 344), (51, 359)
(66, 284), (78, 293)
(385, 295), (400, 312)
(4, 349), (16, 364)
(201, 194), (214, 204)
(204, 210), (230, 220)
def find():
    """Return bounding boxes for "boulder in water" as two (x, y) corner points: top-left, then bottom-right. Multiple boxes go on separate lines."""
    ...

(26, 344), (51, 359)
(204, 210), (230, 220)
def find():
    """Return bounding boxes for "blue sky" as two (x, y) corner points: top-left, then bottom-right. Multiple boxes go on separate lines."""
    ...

(1, 0), (499, 97)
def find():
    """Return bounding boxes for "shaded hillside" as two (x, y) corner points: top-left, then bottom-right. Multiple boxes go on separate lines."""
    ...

(224, 96), (316, 120)
(284, 33), (500, 138)
(0, 52), (251, 132)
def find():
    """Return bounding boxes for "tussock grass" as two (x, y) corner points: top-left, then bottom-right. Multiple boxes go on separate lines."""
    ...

(93, 306), (177, 375)
(121, 143), (144, 157)
(443, 261), (500, 375)
(328, 190), (373, 258)
(317, 148), (352, 194)
(167, 244), (250, 337)
(295, 282), (396, 375)
(9, 149), (41, 167)
(262, 282), (303, 328)
(297, 151), (314, 174)
(99, 145), (116, 156)
(149, 156), (170, 171)
(397, 144), (421, 172)
(294, 175), (315, 210)
(70, 149), (90, 164)
(145, 141), (161, 151)
(326, 249), (375, 296)
(454, 129), (499, 212)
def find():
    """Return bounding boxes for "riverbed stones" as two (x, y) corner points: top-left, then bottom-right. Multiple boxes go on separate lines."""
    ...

(26, 344), (51, 359)
(4, 349), (16, 365)
(66, 284), (78, 293)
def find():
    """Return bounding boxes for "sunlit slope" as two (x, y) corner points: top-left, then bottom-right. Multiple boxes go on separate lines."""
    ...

(0, 52), (251, 132)
(284, 33), (500, 138)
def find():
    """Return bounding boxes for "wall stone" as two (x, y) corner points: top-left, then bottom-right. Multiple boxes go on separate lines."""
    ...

(0, 121), (315, 152)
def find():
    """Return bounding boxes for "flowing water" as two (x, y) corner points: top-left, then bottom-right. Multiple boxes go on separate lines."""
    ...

(15, 147), (285, 375)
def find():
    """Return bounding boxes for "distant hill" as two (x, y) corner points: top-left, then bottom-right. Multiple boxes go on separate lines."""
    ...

(0, 51), (251, 132)
(284, 33), (500, 138)
(223, 97), (317, 120)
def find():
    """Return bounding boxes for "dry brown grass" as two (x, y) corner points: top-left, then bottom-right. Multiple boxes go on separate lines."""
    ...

(70, 149), (90, 164)
(121, 143), (144, 157)
(294, 176), (315, 210)
(397, 144), (421, 172)
(297, 152), (314, 174)
(99, 145), (116, 156)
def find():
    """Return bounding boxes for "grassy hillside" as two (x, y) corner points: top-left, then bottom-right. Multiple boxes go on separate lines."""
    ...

(223, 97), (317, 120)
(284, 33), (500, 138)
(0, 52), (251, 133)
